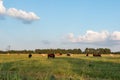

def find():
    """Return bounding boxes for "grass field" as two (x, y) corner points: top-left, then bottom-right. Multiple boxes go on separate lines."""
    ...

(0, 54), (120, 80)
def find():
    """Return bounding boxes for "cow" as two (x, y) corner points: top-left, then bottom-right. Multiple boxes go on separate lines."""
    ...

(59, 53), (62, 55)
(86, 53), (89, 56)
(93, 53), (101, 57)
(48, 53), (55, 58)
(67, 53), (71, 56)
(28, 53), (32, 58)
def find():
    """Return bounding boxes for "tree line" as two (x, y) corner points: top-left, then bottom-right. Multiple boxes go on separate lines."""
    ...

(0, 48), (119, 54)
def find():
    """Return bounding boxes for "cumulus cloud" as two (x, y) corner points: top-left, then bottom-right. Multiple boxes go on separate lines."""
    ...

(0, 0), (6, 19)
(67, 33), (76, 42)
(0, 0), (6, 14)
(67, 30), (109, 43)
(67, 30), (120, 45)
(110, 31), (120, 40)
(7, 8), (40, 23)
(0, 0), (40, 23)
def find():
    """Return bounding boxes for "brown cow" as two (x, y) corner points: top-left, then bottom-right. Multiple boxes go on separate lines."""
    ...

(93, 53), (101, 57)
(28, 53), (32, 58)
(48, 53), (55, 58)
(67, 53), (71, 56)
(86, 53), (89, 56)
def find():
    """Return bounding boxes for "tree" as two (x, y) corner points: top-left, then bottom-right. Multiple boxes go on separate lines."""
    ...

(85, 48), (96, 54)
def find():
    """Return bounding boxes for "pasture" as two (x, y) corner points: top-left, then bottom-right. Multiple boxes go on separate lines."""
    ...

(0, 54), (120, 80)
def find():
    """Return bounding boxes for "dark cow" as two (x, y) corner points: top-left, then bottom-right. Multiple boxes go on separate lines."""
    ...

(93, 53), (101, 57)
(48, 53), (55, 58)
(86, 53), (89, 56)
(59, 53), (62, 55)
(67, 53), (71, 56)
(28, 53), (32, 58)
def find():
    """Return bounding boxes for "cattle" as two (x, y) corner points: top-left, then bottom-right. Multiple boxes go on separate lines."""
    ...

(59, 53), (62, 55)
(28, 53), (32, 58)
(67, 53), (71, 56)
(86, 53), (89, 56)
(48, 53), (55, 58)
(93, 53), (101, 57)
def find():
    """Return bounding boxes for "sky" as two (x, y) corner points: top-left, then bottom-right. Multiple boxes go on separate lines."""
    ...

(0, 0), (120, 52)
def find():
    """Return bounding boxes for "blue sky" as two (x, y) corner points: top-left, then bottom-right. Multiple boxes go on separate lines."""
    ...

(0, 0), (120, 51)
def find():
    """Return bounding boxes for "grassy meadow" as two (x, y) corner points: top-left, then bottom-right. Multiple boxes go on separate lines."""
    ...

(0, 54), (120, 80)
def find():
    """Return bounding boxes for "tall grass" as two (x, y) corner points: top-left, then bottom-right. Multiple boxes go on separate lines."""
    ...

(0, 54), (120, 80)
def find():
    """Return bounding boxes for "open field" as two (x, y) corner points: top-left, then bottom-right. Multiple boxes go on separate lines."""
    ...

(0, 54), (120, 80)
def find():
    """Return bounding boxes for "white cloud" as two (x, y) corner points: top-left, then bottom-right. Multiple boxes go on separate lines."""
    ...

(110, 31), (120, 40)
(67, 33), (76, 42)
(67, 30), (120, 43)
(0, 0), (6, 19)
(0, 0), (6, 14)
(0, 0), (40, 23)
(78, 30), (109, 42)
(67, 30), (109, 43)
(7, 8), (40, 23)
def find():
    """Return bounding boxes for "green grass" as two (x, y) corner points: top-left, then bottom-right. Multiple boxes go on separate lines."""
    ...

(0, 54), (120, 80)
